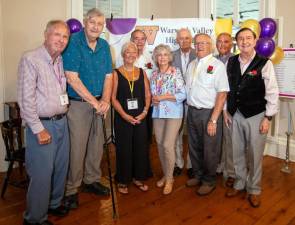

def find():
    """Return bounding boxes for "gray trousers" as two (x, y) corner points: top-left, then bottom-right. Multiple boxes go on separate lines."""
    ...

(65, 101), (104, 196)
(154, 118), (182, 181)
(175, 104), (192, 169)
(187, 106), (222, 185)
(24, 117), (69, 223)
(221, 113), (236, 179)
(232, 110), (266, 195)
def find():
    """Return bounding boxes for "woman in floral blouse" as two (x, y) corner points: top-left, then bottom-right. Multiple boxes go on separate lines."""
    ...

(150, 44), (186, 195)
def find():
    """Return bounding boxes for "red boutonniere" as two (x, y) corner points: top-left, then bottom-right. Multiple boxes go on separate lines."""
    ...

(207, 65), (214, 74)
(247, 70), (258, 77)
(145, 62), (153, 69)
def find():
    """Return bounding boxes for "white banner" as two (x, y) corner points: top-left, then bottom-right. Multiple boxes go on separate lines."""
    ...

(106, 18), (214, 64)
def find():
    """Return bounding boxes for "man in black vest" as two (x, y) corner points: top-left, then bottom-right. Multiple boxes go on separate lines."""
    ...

(225, 28), (279, 208)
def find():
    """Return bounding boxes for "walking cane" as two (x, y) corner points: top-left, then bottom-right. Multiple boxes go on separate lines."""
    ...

(100, 114), (117, 219)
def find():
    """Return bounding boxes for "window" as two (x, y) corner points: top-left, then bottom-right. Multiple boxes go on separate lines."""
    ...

(83, 0), (124, 18)
(215, 0), (260, 25)
(69, 0), (138, 22)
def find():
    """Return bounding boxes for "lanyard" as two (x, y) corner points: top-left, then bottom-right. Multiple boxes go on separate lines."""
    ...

(52, 60), (62, 86)
(124, 66), (135, 98)
(190, 55), (213, 87)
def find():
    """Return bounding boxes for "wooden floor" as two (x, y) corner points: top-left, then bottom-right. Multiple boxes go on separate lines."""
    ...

(1, 139), (295, 225)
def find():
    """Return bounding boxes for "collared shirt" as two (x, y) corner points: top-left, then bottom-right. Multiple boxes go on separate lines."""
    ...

(181, 50), (190, 75)
(62, 29), (112, 98)
(185, 54), (229, 109)
(215, 52), (233, 65)
(116, 48), (154, 80)
(17, 45), (68, 134)
(238, 51), (279, 116)
(150, 68), (186, 118)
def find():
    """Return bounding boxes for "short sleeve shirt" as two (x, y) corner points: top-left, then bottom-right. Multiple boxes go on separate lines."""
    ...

(186, 54), (229, 109)
(62, 29), (112, 98)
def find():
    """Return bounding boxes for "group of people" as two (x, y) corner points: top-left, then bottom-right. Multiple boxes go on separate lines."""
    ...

(17, 7), (279, 225)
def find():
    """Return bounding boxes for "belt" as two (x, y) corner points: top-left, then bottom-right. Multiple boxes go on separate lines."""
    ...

(69, 96), (101, 102)
(189, 105), (204, 110)
(39, 113), (66, 121)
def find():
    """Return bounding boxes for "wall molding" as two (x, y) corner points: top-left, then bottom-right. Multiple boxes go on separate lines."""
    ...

(199, 0), (212, 18)
(265, 135), (295, 161)
(0, 1), (8, 172)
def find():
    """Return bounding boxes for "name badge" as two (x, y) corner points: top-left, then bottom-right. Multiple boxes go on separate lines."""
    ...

(60, 94), (69, 106)
(127, 98), (138, 110)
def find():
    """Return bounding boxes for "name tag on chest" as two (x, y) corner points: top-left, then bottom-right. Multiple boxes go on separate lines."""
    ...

(60, 94), (69, 106)
(127, 98), (138, 110)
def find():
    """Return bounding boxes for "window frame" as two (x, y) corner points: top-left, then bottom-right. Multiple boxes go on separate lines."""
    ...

(67, 0), (139, 21)
(199, 0), (277, 25)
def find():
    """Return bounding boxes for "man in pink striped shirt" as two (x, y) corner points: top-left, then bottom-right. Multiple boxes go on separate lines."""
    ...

(18, 20), (70, 225)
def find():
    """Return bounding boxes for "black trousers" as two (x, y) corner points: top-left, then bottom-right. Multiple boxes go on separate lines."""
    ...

(114, 115), (149, 184)
(187, 106), (222, 185)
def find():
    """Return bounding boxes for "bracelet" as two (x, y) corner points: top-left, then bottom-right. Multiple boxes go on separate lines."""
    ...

(143, 109), (148, 115)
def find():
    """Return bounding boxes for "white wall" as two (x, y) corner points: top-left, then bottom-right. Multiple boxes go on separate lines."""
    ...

(171, 0), (198, 18)
(139, 0), (172, 18)
(0, 1), (6, 171)
(0, 0), (68, 171)
(277, 0), (295, 47)
(264, 0), (295, 161)
(2, 0), (68, 102)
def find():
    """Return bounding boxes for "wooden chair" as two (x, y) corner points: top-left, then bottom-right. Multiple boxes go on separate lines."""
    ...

(0, 119), (26, 198)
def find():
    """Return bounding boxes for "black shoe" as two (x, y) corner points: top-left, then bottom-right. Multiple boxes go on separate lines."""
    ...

(187, 168), (194, 179)
(64, 194), (79, 210)
(48, 205), (69, 217)
(173, 166), (182, 177)
(23, 219), (53, 225)
(83, 182), (110, 196)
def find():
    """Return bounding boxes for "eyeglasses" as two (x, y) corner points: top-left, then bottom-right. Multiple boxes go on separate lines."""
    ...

(194, 41), (210, 46)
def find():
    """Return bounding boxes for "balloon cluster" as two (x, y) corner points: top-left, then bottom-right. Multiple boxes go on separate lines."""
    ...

(241, 18), (284, 64)
(66, 18), (83, 34)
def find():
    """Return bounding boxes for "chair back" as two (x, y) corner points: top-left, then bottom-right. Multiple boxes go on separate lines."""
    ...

(0, 119), (24, 162)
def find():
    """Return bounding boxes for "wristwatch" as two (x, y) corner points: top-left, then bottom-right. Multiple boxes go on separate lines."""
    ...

(264, 115), (273, 121)
(209, 119), (217, 124)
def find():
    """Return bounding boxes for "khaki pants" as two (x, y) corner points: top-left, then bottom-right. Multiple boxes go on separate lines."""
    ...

(154, 118), (182, 181)
(65, 101), (104, 196)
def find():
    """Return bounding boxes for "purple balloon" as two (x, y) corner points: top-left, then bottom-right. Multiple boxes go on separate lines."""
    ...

(66, 18), (82, 34)
(255, 38), (275, 58)
(259, 18), (277, 38)
(106, 18), (137, 35)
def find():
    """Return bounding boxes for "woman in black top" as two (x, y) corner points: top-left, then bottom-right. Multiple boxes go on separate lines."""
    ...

(111, 41), (151, 194)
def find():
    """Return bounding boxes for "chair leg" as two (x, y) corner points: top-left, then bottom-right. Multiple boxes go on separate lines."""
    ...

(1, 161), (14, 198)
(18, 162), (24, 176)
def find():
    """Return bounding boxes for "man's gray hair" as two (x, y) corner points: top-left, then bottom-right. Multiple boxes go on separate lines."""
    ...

(130, 29), (147, 41)
(45, 20), (69, 34)
(84, 8), (104, 20)
(194, 33), (214, 52)
(176, 28), (192, 39)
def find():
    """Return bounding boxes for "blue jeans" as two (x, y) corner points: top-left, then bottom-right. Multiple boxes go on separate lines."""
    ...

(24, 117), (69, 223)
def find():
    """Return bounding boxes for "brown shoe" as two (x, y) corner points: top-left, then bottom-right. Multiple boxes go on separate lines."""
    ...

(186, 178), (200, 187)
(225, 177), (235, 188)
(225, 188), (243, 197)
(248, 194), (261, 208)
(196, 184), (216, 196)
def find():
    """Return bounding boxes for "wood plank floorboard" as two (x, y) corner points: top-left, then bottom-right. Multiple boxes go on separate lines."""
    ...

(0, 138), (295, 225)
